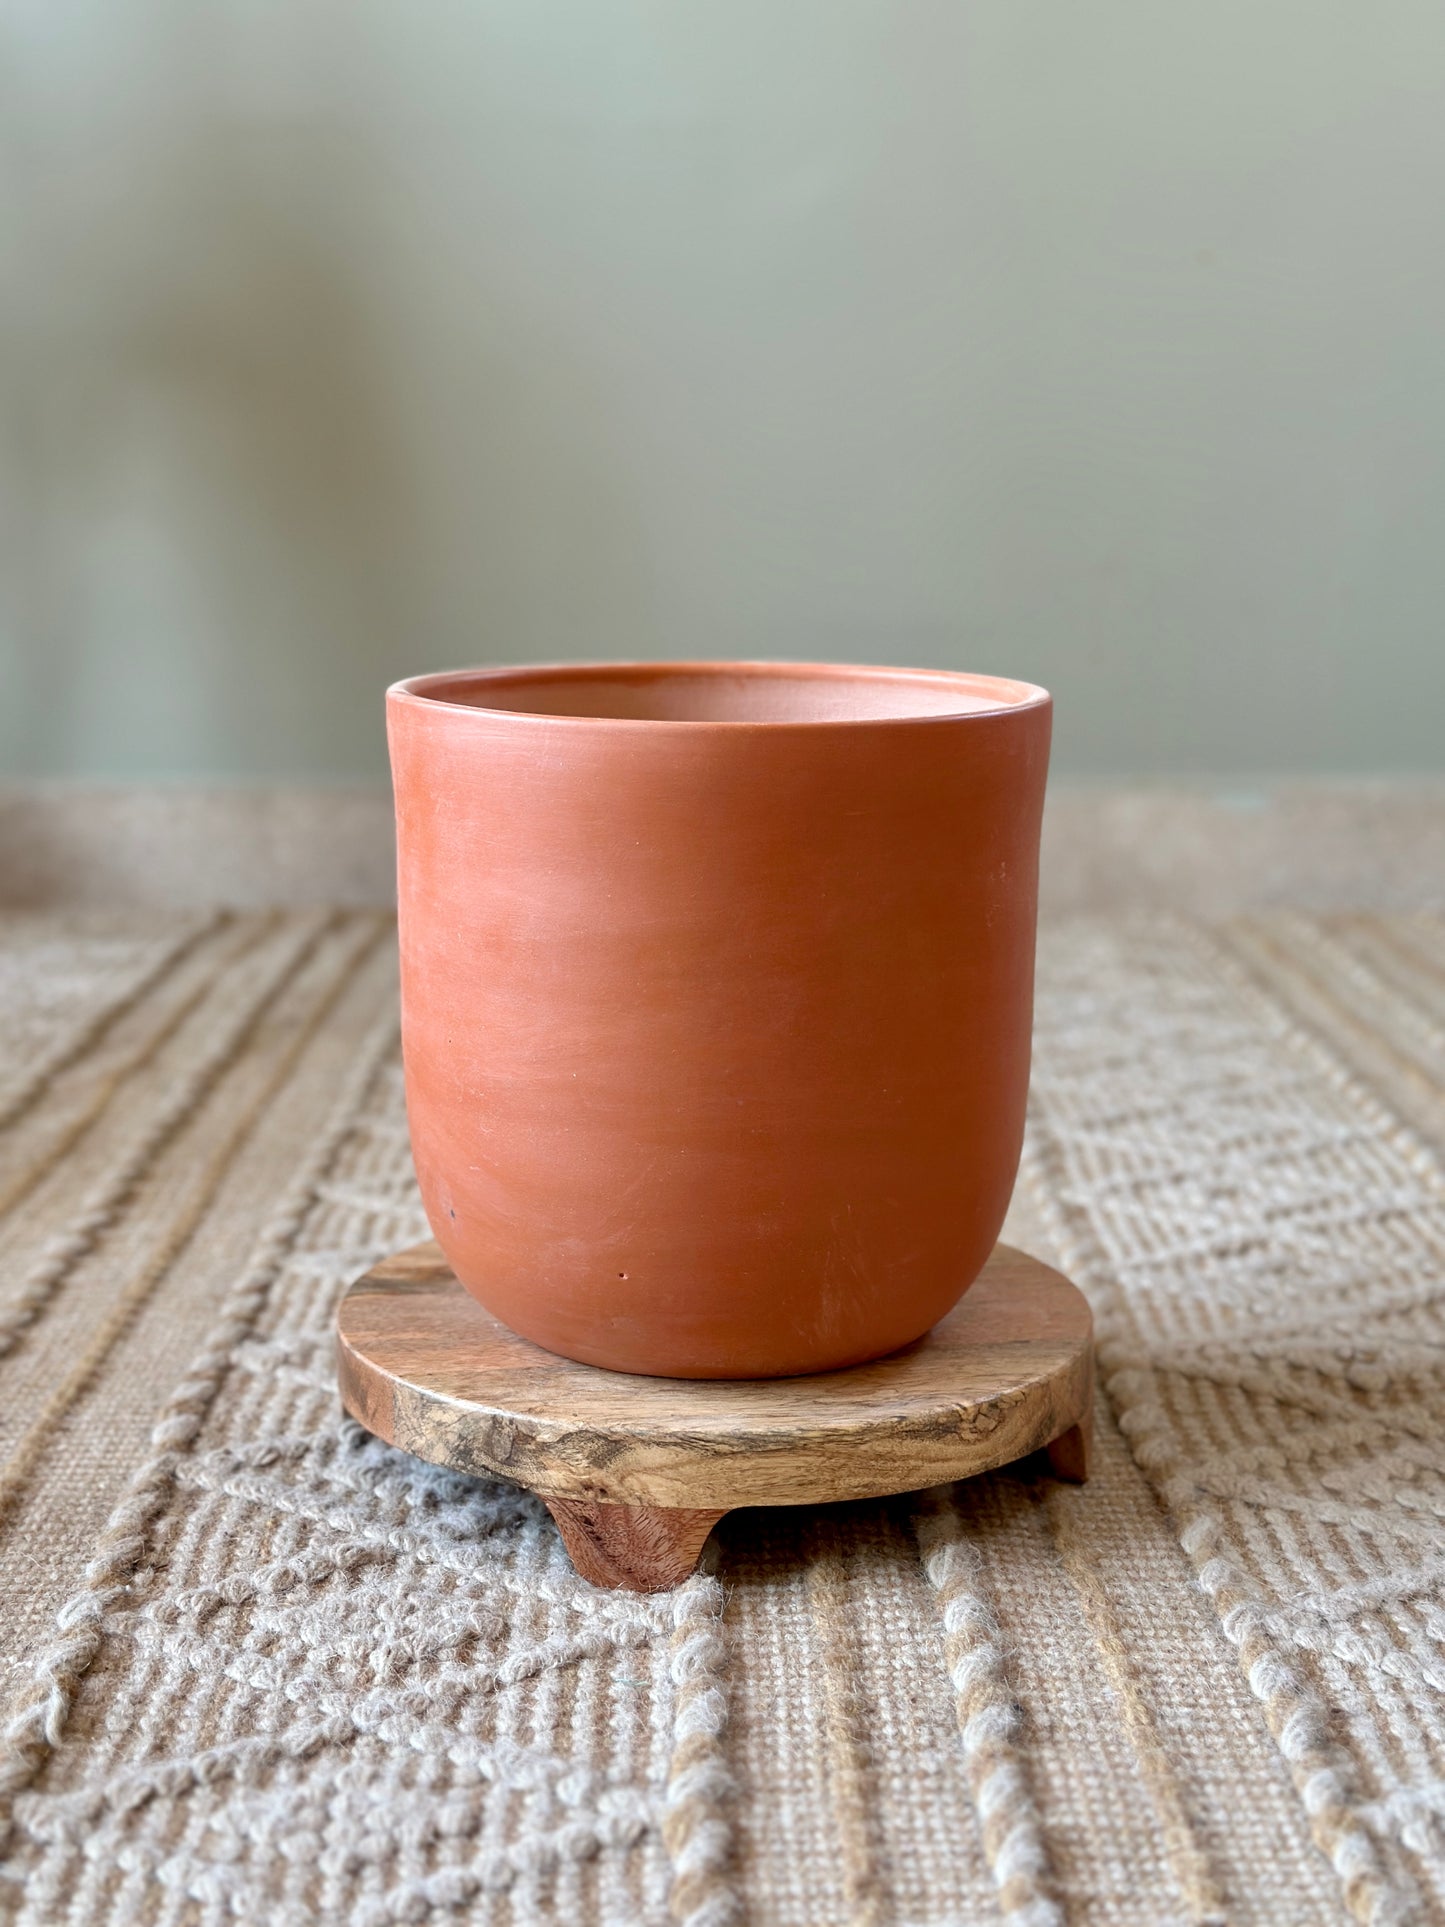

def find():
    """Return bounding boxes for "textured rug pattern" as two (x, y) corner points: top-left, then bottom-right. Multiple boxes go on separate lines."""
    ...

(1023, 917), (1445, 1926)
(0, 909), (1441, 1923)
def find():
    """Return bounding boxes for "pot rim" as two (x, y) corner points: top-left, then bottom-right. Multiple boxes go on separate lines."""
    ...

(387, 659), (1050, 730)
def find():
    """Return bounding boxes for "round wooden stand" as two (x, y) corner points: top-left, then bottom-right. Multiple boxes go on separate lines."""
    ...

(336, 1243), (1094, 1591)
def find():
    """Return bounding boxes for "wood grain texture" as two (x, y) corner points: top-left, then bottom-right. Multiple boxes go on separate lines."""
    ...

(542, 1499), (726, 1592)
(336, 1241), (1094, 1516)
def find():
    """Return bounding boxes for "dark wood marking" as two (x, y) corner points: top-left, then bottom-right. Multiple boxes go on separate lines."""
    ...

(336, 1241), (1094, 1589)
(543, 1499), (726, 1592)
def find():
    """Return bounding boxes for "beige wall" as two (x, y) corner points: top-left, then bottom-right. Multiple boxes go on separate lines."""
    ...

(3, 2), (1443, 781)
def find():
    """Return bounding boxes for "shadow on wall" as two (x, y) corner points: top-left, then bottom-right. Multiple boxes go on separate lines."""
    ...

(6, 126), (406, 775)
(1, 24), (651, 780)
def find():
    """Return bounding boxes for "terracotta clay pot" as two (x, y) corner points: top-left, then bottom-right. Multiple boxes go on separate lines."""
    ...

(388, 661), (1051, 1379)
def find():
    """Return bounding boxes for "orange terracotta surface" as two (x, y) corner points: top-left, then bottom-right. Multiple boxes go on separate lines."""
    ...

(387, 661), (1051, 1378)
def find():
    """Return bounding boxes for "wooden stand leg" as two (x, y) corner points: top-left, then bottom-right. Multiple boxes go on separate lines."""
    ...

(1043, 1422), (1091, 1482)
(1043, 1378), (1094, 1482)
(544, 1498), (726, 1591)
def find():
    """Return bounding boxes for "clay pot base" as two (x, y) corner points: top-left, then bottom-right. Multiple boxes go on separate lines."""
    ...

(335, 1241), (1094, 1592)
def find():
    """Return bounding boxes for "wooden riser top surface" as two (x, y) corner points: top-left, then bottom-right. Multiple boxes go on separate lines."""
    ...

(337, 1241), (1094, 1514)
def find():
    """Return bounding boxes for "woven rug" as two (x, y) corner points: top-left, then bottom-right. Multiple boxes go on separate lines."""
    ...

(0, 908), (1442, 1924)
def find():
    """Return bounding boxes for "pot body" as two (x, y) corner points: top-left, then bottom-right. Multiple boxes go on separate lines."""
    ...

(388, 663), (1050, 1378)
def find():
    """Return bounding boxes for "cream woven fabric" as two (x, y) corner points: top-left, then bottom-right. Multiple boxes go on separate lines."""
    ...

(0, 907), (1442, 1924)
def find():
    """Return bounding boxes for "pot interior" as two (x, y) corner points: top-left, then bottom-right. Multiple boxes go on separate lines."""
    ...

(400, 662), (1044, 725)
